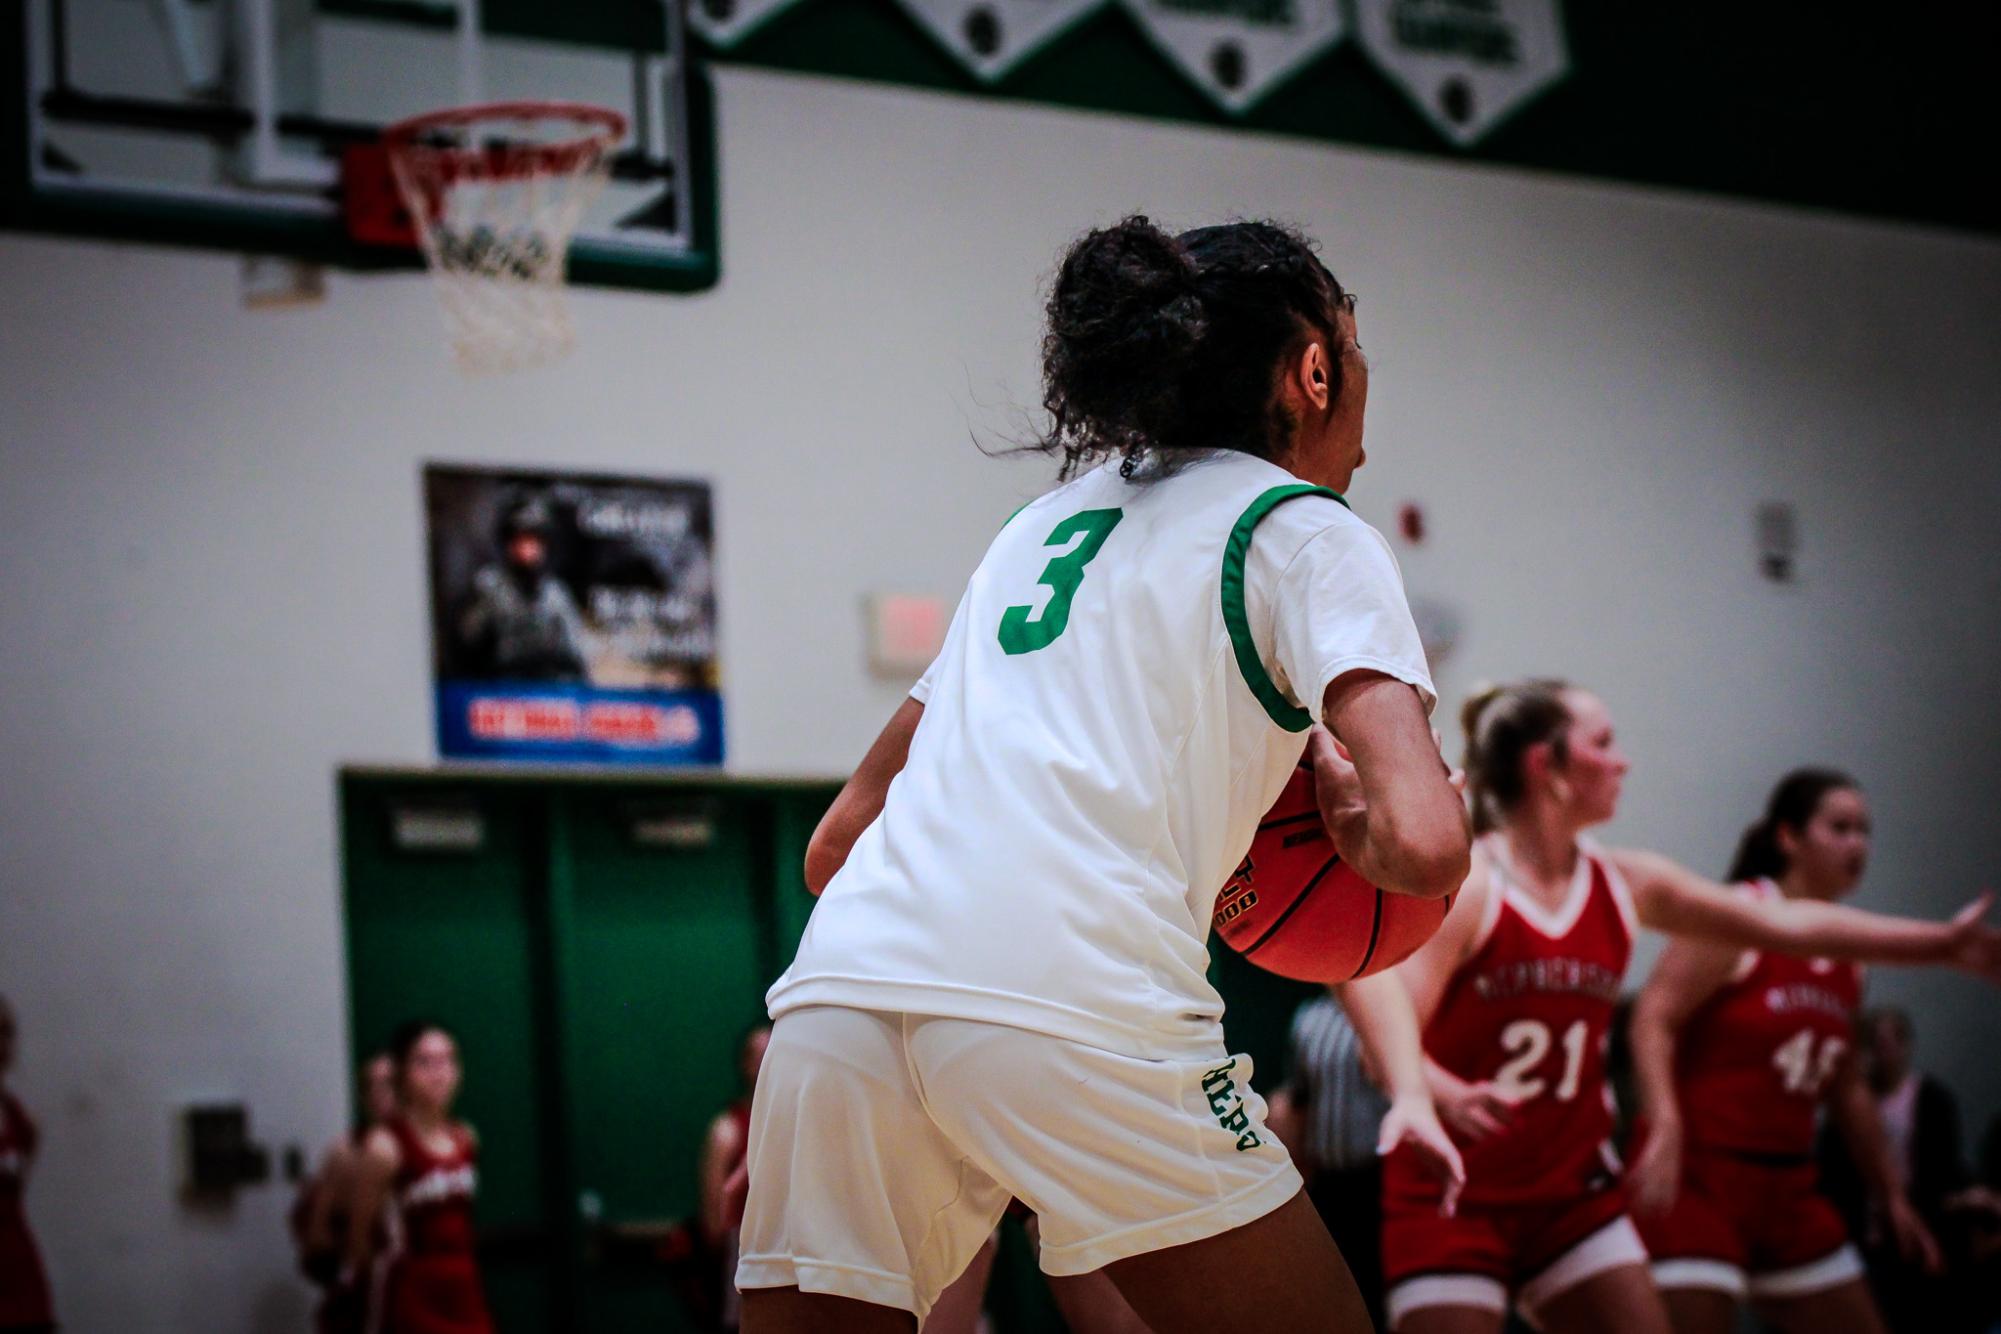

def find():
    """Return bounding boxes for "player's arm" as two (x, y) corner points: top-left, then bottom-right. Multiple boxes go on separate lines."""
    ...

(1332, 970), (1464, 1203)
(1828, 1046), (1942, 1273)
(300, 1138), (353, 1255)
(1625, 937), (1741, 1215)
(344, 1128), (400, 1278)
(1390, 844), (1489, 1029)
(803, 696), (924, 895)
(1315, 673), (1471, 900)
(697, 1112), (746, 1248)
(1332, 855), (1502, 1200)
(1380, 853), (1524, 1143)
(1614, 848), (2001, 978)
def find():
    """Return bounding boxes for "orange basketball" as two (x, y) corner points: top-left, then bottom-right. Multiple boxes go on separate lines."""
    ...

(1213, 764), (1452, 982)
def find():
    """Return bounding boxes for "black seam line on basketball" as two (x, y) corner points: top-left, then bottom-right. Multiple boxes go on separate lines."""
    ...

(1349, 888), (1386, 980)
(1243, 855), (1342, 957)
(1258, 812), (1324, 831)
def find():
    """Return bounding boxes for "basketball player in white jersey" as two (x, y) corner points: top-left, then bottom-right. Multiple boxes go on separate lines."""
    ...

(738, 217), (1472, 1334)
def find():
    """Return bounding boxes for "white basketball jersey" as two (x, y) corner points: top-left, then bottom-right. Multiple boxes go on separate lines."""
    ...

(768, 450), (1434, 1059)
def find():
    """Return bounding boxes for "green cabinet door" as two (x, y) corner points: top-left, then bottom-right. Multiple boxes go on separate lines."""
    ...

(549, 789), (777, 1334)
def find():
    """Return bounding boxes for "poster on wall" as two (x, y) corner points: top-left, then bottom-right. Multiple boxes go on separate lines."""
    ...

(1122, 0), (1346, 116)
(892, 0), (1108, 84)
(425, 465), (723, 766)
(1352, 0), (1568, 147)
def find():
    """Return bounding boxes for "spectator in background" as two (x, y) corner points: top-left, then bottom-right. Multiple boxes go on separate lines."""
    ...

(1268, 993), (1391, 1329)
(1864, 1009), (1965, 1223)
(1946, 1116), (2001, 1332)
(292, 1050), (397, 1334)
(1823, 1006), (1970, 1329)
(0, 995), (54, 1334)
(349, 1021), (494, 1334)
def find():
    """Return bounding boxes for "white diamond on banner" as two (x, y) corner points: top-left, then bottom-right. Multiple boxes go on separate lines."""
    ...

(1354, 0), (1568, 147)
(686, 0), (808, 48)
(1121, 0), (1344, 115)
(893, 0), (1109, 83)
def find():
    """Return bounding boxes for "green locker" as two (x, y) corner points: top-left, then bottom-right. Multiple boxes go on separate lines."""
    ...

(552, 788), (775, 1333)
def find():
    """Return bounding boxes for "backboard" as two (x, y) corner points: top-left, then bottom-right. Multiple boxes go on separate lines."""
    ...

(2, 0), (717, 292)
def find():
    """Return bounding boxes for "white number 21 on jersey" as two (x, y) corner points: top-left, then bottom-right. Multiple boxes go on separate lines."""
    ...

(1772, 1029), (1846, 1096)
(1493, 1018), (1589, 1102)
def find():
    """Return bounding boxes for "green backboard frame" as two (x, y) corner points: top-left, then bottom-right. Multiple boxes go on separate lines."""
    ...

(1, 0), (719, 293)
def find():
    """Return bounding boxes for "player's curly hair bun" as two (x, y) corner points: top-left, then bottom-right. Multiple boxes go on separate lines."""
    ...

(1035, 215), (1350, 479)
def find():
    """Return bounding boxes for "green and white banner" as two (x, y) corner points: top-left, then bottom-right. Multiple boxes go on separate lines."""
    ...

(1353, 0), (1567, 146)
(1121, 0), (1345, 114)
(685, 0), (811, 48)
(893, 0), (1110, 82)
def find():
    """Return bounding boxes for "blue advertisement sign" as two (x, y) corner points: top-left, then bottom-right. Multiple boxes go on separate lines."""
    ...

(426, 466), (723, 766)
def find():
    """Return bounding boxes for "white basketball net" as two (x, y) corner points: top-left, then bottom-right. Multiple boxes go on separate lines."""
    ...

(386, 103), (625, 375)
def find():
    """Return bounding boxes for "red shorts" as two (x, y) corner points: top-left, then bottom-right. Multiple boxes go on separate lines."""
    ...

(380, 1254), (494, 1334)
(1635, 1147), (1861, 1300)
(1381, 1185), (1644, 1327)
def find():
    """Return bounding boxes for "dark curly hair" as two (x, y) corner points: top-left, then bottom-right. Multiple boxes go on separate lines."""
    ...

(1034, 216), (1353, 480)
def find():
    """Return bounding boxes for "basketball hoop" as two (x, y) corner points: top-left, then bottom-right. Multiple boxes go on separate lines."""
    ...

(383, 101), (626, 374)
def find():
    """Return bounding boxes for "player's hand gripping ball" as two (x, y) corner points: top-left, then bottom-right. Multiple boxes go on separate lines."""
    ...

(1213, 764), (1452, 981)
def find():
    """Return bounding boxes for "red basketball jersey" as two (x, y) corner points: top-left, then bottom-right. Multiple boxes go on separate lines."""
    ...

(1673, 880), (1863, 1158)
(1385, 838), (1634, 1209)
(385, 1116), (480, 1257)
(0, 1092), (55, 1328)
(377, 1117), (492, 1334)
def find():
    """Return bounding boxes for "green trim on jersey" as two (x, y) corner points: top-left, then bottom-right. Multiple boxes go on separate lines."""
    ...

(1221, 483), (1350, 732)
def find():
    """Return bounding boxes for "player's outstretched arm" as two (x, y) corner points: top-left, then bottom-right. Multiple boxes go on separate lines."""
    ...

(1626, 936), (1741, 1216)
(803, 697), (924, 895)
(1614, 848), (2001, 980)
(1316, 671), (1470, 900)
(1333, 972), (1464, 1200)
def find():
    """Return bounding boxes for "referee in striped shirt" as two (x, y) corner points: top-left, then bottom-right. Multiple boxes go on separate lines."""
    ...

(1272, 993), (1391, 1328)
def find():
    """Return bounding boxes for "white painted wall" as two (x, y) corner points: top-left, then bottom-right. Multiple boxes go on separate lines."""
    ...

(2, 66), (1999, 1332)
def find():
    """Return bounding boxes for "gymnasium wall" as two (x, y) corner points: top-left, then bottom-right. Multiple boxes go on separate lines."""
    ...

(3, 66), (2000, 1332)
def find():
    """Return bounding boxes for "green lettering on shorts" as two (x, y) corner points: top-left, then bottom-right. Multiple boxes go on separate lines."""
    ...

(1201, 1058), (1263, 1152)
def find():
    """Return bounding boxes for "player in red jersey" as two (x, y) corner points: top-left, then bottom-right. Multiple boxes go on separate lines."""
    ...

(0, 996), (55, 1334)
(348, 1021), (494, 1334)
(1629, 770), (1942, 1334)
(1340, 680), (2001, 1333)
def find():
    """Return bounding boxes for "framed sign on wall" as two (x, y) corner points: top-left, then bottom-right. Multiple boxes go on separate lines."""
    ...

(425, 465), (724, 767)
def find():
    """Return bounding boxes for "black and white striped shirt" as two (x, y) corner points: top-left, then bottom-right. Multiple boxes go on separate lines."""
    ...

(1286, 996), (1389, 1173)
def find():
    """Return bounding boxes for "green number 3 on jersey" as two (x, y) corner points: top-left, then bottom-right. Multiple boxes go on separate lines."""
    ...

(997, 508), (1124, 655)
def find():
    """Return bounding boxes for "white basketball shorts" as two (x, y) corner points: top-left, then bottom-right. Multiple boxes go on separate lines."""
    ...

(736, 1005), (1302, 1321)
